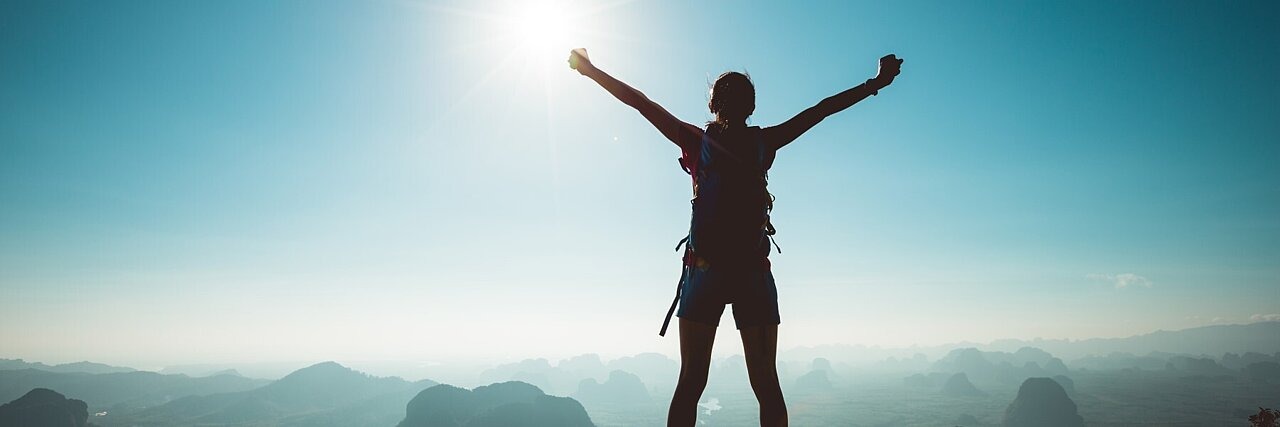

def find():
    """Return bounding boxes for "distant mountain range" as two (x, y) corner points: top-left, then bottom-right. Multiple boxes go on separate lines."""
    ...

(0, 368), (268, 412)
(2, 321), (1274, 426)
(112, 361), (437, 426)
(0, 359), (134, 375)
(4, 322), (1276, 426)
(783, 321), (1280, 365)
(981, 321), (1280, 360)
(1, 361), (600, 427)
(158, 362), (317, 380)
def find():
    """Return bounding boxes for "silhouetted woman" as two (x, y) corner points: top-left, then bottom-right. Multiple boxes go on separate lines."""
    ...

(569, 48), (902, 427)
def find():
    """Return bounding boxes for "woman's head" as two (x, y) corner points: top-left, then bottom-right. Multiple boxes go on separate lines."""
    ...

(709, 71), (755, 126)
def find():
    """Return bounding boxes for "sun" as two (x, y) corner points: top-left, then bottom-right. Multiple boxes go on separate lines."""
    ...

(500, 0), (576, 63)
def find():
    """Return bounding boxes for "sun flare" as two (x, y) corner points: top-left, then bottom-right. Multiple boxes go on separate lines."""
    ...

(501, 1), (576, 63)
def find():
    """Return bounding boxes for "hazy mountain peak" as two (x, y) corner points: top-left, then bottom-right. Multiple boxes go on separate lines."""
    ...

(272, 361), (359, 384)
(0, 388), (89, 427)
(400, 381), (592, 427)
(574, 370), (650, 404)
(1003, 377), (1084, 427)
(941, 373), (984, 396)
(7, 388), (64, 405)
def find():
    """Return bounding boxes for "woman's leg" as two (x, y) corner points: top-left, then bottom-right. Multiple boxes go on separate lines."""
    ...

(741, 324), (787, 427)
(668, 318), (717, 427)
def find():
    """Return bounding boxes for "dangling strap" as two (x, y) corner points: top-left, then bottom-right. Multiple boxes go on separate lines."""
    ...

(659, 264), (688, 337)
(661, 236), (692, 337)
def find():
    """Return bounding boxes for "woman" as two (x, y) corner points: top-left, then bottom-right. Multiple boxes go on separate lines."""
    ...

(569, 48), (902, 427)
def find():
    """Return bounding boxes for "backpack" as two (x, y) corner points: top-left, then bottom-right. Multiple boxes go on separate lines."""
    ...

(659, 125), (780, 336)
(680, 125), (779, 262)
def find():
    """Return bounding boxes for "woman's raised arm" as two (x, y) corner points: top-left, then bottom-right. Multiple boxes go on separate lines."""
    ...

(763, 54), (903, 150)
(570, 49), (703, 150)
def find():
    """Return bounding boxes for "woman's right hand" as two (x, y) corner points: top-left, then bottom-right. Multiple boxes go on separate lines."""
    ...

(568, 48), (594, 75)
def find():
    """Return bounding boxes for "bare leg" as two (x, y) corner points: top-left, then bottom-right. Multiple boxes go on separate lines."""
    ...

(667, 318), (716, 427)
(741, 324), (787, 427)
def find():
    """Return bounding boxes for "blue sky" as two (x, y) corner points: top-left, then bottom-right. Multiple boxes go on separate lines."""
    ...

(1, 0), (1277, 366)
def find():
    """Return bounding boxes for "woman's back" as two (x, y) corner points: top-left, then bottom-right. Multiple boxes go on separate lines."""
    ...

(685, 125), (775, 263)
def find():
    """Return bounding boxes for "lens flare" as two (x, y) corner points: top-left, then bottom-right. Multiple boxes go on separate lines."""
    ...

(501, 0), (575, 64)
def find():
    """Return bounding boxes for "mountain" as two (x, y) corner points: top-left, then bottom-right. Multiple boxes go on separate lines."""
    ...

(875, 353), (932, 372)
(1164, 356), (1235, 376)
(781, 322), (1280, 367)
(0, 359), (134, 375)
(932, 347), (1068, 375)
(0, 388), (90, 427)
(478, 358), (579, 396)
(1051, 375), (1075, 397)
(118, 361), (434, 426)
(707, 355), (751, 392)
(573, 370), (650, 405)
(557, 354), (608, 383)
(1244, 361), (1280, 381)
(0, 369), (267, 411)
(1069, 352), (1168, 371)
(274, 378), (439, 427)
(811, 357), (835, 374)
(932, 348), (998, 380)
(1002, 377), (1084, 427)
(903, 372), (950, 388)
(1043, 358), (1071, 375)
(940, 373), (984, 397)
(158, 362), (313, 380)
(792, 369), (833, 393)
(206, 369), (242, 378)
(931, 348), (1072, 385)
(605, 353), (678, 389)
(398, 381), (592, 427)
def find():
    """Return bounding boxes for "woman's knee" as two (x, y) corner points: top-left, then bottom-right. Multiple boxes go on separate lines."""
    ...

(746, 366), (780, 388)
(747, 375), (784, 401)
(758, 385), (785, 402)
(676, 368), (710, 391)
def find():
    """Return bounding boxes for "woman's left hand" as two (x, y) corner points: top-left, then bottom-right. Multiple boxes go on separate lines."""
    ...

(874, 54), (903, 86)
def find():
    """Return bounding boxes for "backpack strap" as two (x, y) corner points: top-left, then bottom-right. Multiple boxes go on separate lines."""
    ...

(677, 128), (771, 178)
(753, 129), (781, 254)
(658, 266), (686, 337)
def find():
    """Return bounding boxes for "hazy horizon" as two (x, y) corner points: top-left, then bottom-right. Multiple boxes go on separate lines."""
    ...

(3, 0), (1278, 371)
(5, 320), (1278, 373)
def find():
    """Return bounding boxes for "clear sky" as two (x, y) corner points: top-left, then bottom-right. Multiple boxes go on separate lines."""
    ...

(2, 0), (1277, 367)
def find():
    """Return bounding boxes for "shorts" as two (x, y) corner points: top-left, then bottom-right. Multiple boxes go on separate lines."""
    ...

(675, 257), (780, 329)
